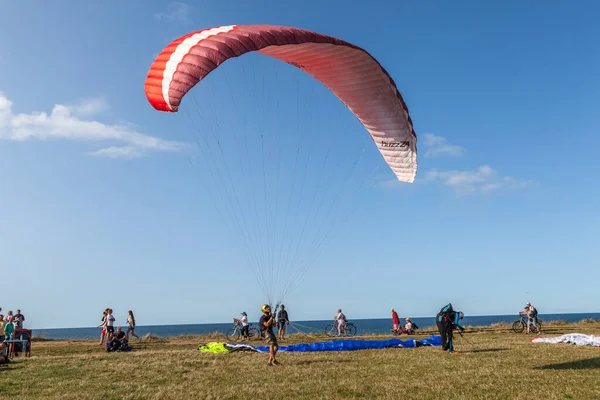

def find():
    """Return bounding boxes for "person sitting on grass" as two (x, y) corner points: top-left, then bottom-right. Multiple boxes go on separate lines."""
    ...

(259, 304), (280, 366)
(0, 342), (7, 365)
(405, 318), (418, 334)
(106, 327), (132, 352)
(105, 331), (117, 352)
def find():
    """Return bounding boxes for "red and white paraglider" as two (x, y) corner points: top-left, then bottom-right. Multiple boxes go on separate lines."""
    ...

(144, 25), (418, 303)
(145, 24), (417, 182)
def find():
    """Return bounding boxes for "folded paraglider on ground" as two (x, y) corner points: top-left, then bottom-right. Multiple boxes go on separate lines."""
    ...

(197, 336), (442, 354)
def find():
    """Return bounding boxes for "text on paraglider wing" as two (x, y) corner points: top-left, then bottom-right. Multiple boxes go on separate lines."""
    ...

(380, 141), (410, 148)
(287, 61), (305, 69)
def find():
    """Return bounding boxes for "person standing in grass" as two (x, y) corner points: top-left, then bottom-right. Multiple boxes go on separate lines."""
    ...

(436, 303), (464, 354)
(240, 312), (250, 340)
(97, 310), (108, 345)
(14, 310), (25, 329)
(391, 308), (400, 333)
(126, 310), (141, 343)
(277, 305), (289, 340)
(259, 304), (280, 366)
(521, 302), (540, 334)
(0, 315), (6, 342)
(335, 309), (347, 336)
(3, 317), (14, 340)
(106, 308), (116, 335)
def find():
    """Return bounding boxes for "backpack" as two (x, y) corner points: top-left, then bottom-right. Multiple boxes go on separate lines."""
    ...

(437, 303), (455, 323)
(529, 306), (538, 317)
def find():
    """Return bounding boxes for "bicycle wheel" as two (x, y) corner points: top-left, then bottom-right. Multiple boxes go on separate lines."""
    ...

(226, 327), (241, 342)
(249, 327), (262, 341)
(345, 323), (357, 337)
(325, 323), (337, 337)
(512, 320), (525, 333)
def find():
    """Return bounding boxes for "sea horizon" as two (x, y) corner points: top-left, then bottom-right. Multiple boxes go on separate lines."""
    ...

(30, 312), (600, 340)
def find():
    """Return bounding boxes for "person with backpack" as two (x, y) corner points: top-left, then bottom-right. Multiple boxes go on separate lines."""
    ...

(405, 318), (418, 334)
(436, 303), (464, 354)
(524, 302), (540, 334)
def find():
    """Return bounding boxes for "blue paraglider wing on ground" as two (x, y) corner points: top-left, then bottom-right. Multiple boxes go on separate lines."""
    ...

(255, 335), (441, 353)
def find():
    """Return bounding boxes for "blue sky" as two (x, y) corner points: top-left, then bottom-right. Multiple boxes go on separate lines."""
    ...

(1, 1), (599, 329)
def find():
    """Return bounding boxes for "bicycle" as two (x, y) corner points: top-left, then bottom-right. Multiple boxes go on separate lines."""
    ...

(512, 314), (542, 334)
(324, 320), (357, 337)
(226, 318), (260, 342)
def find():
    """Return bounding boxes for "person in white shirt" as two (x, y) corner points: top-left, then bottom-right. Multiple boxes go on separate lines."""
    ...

(105, 309), (116, 334)
(240, 312), (250, 340)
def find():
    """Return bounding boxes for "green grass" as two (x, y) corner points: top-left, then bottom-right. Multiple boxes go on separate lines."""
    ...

(1, 321), (599, 399)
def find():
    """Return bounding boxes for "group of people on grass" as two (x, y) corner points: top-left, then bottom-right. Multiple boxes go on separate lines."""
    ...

(390, 308), (418, 335)
(0, 307), (25, 364)
(256, 302), (465, 365)
(0, 307), (26, 342)
(238, 304), (290, 342)
(97, 308), (141, 352)
(0, 306), (26, 364)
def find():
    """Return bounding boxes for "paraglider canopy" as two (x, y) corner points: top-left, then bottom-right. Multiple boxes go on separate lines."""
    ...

(145, 24), (418, 183)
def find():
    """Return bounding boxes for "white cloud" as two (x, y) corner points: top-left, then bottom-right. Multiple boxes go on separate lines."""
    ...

(422, 133), (466, 157)
(0, 92), (183, 158)
(424, 165), (533, 194)
(155, 2), (192, 24)
(89, 146), (144, 160)
(67, 97), (109, 118)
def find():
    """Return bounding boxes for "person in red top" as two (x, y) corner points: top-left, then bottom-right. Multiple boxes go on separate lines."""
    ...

(391, 308), (400, 332)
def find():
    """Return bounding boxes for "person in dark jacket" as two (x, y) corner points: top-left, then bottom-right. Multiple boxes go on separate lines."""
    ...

(436, 303), (464, 354)
(277, 305), (289, 340)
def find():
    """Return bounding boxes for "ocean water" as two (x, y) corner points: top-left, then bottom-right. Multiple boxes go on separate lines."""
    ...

(33, 313), (600, 340)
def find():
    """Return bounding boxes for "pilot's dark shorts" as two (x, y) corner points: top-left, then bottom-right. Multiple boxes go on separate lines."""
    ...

(264, 331), (278, 345)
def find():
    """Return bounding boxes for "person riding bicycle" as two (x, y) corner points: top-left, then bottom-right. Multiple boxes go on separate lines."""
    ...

(436, 303), (464, 354)
(520, 302), (540, 334)
(240, 312), (250, 340)
(259, 304), (280, 366)
(277, 305), (289, 340)
(335, 309), (347, 336)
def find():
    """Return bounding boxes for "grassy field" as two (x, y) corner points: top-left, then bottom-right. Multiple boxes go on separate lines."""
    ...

(1, 321), (599, 400)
